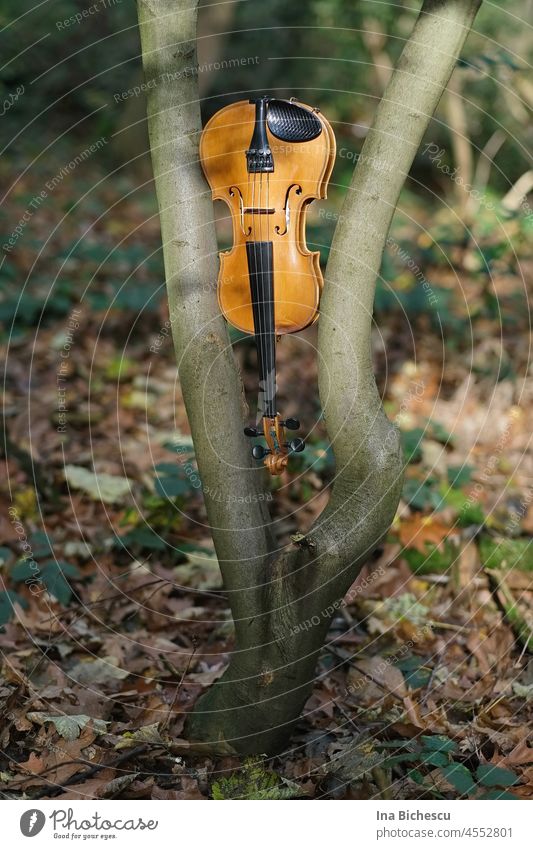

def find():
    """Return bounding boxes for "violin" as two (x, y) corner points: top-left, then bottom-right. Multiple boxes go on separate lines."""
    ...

(200, 96), (335, 474)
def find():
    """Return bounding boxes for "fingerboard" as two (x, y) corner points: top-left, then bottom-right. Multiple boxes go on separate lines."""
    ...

(245, 240), (276, 418)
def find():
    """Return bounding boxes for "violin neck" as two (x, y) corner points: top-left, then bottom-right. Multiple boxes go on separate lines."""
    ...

(245, 240), (277, 419)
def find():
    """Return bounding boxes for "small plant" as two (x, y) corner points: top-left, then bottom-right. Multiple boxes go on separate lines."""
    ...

(380, 735), (519, 799)
(211, 757), (301, 800)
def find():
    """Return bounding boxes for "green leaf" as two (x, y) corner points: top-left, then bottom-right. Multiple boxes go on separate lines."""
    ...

(41, 571), (71, 604)
(116, 527), (167, 552)
(11, 560), (36, 582)
(479, 536), (533, 572)
(153, 462), (182, 474)
(64, 465), (133, 504)
(154, 475), (193, 498)
(162, 439), (195, 455)
(421, 735), (458, 753)
(438, 485), (485, 526)
(420, 751), (449, 768)
(476, 765), (519, 788)
(115, 723), (164, 750)
(395, 655), (432, 689)
(403, 541), (457, 575)
(39, 561), (81, 605)
(11, 559), (80, 604)
(27, 713), (108, 741)
(30, 531), (53, 558)
(407, 768), (426, 786)
(53, 561), (81, 577)
(401, 428), (425, 464)
(447, 465), (474, 488)
(429, 421), (453, 445)
(402, 478), (443, 511)
(383, 753), (418, 767)
(458, 503), (486, 527)
(0, 547), (13, 566)
(440, 763), (476, 794)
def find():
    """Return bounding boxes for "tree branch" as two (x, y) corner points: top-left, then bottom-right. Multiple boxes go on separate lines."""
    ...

(314, 0), (483, 576)
(137, 0), (272, 594)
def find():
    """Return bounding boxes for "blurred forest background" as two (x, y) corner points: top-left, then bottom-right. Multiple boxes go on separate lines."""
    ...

(1, 0), (532, 800)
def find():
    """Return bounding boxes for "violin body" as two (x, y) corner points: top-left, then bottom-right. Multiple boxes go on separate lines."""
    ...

(200, 97), (335, 474)
(200, 100), (335, 335)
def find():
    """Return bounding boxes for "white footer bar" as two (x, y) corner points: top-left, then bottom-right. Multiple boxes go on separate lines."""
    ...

(3, 799), (529, 847)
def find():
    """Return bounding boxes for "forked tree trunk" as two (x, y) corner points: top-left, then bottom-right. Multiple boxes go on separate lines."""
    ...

(136, 0), (482, 755)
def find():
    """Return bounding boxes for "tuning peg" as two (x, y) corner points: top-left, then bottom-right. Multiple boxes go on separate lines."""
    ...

(282, 417), (300, 430)
(252, 444), (271, 460)
(289, 438), (305, 453)
(244, 425), (263, 437)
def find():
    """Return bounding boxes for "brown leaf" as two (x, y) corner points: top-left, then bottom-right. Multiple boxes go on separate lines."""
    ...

(16, 751), (46, 777)
(53, 770), (116, 801)
(402, 696), (425, 729)
(399, 516), (451, 553)
(347, 656), (407, 704)
(500, 740), (533, 767)
(15, 725), (100, 789)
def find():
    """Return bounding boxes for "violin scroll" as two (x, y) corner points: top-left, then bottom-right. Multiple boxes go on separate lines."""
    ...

(246, 415), (305, 476)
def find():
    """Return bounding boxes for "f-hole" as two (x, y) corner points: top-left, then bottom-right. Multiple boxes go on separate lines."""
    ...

(229, 186), (252, 236)
(275, 184), (302, 236)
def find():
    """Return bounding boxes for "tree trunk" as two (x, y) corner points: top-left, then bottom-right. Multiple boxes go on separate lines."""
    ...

(136, 0), (482, 755)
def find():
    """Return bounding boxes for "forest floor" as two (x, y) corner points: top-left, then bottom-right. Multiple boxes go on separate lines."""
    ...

(1, 148), (532, 800)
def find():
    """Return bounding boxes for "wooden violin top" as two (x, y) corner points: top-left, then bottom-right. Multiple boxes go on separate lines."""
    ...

(200, 99), (336, 336)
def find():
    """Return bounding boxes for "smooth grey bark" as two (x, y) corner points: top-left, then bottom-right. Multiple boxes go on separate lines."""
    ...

(137, 0), (482, 754)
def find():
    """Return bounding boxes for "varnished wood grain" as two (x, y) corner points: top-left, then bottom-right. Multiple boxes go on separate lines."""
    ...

(200, 100), (335, 334)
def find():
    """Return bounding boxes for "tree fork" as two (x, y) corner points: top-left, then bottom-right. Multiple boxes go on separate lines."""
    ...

(137, 0), (482, 755)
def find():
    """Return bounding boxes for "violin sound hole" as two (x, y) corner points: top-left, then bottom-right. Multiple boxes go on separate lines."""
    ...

(229, 186), (252, 236)
(275, 184), (302, 236)
(267, 100), (322, 143)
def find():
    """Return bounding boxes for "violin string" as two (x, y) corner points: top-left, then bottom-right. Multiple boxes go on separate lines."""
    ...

(258, 169), (267, 420)
(267, 169), (275, 421)
(261, 170), (273, 421)
(266, 170), (272, 421)
(261, 171), (271, 421)
(252, 170), (260, 420)
(255, 170), (266, 423)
